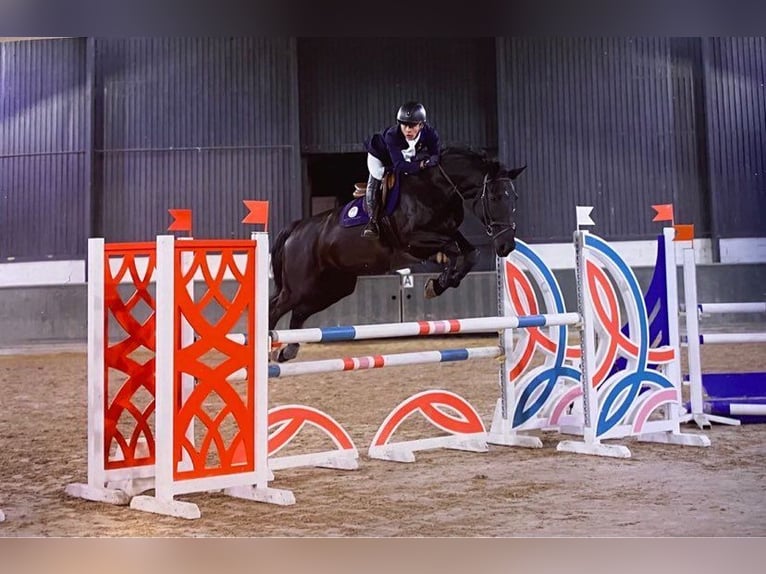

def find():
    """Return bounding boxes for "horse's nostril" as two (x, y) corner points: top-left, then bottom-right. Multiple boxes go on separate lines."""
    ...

(495, 239), (516, 258)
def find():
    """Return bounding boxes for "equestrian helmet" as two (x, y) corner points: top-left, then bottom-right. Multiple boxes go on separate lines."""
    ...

(396, 101), (427, 124)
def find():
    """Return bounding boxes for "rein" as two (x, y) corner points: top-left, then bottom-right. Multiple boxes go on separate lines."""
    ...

(437, 164), (465, 201)
(437, 165), (517, 239)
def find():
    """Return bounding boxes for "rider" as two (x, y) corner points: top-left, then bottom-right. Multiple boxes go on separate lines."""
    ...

(361, 101), (441, 239)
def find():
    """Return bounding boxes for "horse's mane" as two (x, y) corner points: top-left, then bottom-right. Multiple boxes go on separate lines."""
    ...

(441, 145), (502, 175)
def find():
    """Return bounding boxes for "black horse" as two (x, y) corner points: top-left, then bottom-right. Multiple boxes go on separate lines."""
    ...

(269, 146), (526, 361)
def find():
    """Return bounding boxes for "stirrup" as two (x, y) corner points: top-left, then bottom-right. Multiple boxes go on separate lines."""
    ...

(362, 221), (379, 239)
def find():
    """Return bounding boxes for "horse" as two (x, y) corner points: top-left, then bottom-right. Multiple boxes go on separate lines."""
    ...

(269, 145), (526, 362)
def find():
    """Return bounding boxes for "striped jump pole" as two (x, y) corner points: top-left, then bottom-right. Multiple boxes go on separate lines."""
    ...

(221, 313), (580, 346)
(228, 345), (503, 380)
(268, 313), (581, 345)
(697, 302), (766, 315)
(705, 398), (766, 417)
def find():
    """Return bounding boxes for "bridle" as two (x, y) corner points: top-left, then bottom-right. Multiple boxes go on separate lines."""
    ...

(438, 165), (518, 239)
(479, 173), (517, 240)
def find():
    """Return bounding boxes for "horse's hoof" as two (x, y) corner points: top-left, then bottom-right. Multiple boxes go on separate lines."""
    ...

(424, 279), (437, 299)
(277, 344), (300, 362)
(425, 277), (449, 298)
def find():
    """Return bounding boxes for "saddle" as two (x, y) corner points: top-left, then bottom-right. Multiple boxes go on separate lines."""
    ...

(353, 172), (396, 206)
(340, 171), (400, 230)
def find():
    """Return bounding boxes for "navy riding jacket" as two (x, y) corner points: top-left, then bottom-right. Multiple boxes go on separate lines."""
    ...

(365, 123), (441, 176)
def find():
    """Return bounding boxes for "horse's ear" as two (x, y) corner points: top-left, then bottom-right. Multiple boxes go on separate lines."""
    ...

(507, 165), (527, 180)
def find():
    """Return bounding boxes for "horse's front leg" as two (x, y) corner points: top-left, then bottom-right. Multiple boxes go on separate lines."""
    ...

(446, 231), (480, 287)
(424, 249), (459, 298)
(424, 232), (480, 299)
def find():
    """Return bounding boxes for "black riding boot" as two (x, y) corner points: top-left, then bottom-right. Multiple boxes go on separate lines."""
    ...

(362, 175), (382, 239)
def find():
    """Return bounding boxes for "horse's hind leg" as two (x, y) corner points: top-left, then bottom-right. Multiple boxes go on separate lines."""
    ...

(269, 290), (290, 330)
(268, 289), (297, 362)
(274, 272), (358, 362)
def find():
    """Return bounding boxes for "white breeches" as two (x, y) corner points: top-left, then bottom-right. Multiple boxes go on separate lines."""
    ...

(367, 153), (385, 180)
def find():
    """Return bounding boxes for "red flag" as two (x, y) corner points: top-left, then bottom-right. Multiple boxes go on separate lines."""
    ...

(651, 204), (674, 223)
(242, 200), (269, 231)
(168, 209), (192, 233)
(673, 224), (694, 242)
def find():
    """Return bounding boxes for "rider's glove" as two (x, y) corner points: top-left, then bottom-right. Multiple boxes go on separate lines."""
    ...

(424, 155), (439, 168)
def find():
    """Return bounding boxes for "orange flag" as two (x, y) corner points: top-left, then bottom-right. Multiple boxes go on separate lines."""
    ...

(242, 200), (269, 231)
(168, 209), (192, 233)
(673, 224), (694, 242)
(651, 204), (674, 223)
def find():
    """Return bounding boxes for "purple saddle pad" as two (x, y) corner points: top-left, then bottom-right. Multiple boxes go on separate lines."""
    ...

(340, 181), (400, 227)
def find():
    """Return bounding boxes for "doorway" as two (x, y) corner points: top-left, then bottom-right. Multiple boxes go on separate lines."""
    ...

(305, 152), (368, 215)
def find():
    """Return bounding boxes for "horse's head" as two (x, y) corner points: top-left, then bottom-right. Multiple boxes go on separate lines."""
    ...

(478, 163), (525, 257)
(438, 147), (526, 258)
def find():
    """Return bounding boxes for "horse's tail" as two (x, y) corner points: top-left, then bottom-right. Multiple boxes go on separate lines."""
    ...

(270, 220), (300, 292)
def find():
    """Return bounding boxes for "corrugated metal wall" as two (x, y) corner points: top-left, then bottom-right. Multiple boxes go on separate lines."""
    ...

(284, 270), (502, 328)
(96, 38), (301, 242)
(297, 38), (498, 153)
(496, 37), (710, 242)
(0, 38), (88, 260)
(669, 38), (712, 234)
(702, 37), (766, 239)
(3, 37), (764, 265)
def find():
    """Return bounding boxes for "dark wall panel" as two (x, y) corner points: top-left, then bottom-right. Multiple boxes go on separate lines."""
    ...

(0, 155), (87, 258)
(496, 37), (709, 243)
(297, 38), (498, 153)
(703, 37), (766, 239)
(669, 38), (712, 233)
(96, 37), (301, 242)
(0, 38), (87, 260)
(101, 149), (294, 241)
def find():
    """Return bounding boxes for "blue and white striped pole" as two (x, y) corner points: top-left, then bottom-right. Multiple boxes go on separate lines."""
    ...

(225, 313), (580, 346)
(228, 345), (503, 380)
